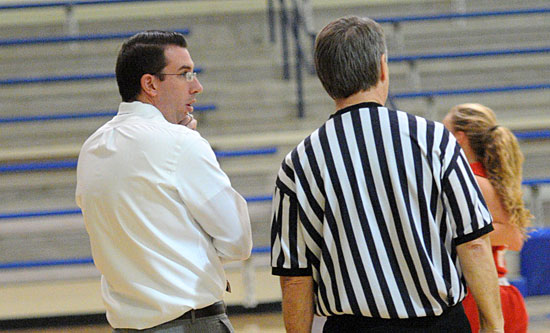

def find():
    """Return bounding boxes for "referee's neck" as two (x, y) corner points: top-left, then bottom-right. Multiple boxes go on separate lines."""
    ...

(334, 89), (386, 111)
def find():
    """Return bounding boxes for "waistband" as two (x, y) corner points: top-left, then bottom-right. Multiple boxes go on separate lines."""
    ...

(325, 301), (466, 328)
(177, 301), (226, 321)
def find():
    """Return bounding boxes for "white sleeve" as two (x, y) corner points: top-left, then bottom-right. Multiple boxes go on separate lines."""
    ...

(176, 135), (252, 261)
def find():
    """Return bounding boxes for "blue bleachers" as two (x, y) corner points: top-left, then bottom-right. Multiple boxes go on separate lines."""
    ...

(1, 1), (549, 311)
(521, 228), (550, 296)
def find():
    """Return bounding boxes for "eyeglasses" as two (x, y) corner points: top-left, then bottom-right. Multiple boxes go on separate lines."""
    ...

(157, 71), (197, 82)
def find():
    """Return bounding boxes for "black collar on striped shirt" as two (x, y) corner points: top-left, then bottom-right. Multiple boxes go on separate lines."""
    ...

(329, 101), (383, 119)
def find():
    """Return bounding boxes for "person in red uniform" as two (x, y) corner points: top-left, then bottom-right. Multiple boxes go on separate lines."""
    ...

(443, 103), (532, 332)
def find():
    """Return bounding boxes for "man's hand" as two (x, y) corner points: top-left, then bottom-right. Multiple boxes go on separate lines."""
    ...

(180, 113), (197, 130)
(456, 233), (504, 332)
(280, 276), (314, 333)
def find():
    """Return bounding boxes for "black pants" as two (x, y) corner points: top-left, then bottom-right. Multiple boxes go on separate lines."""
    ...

(323, 303), (471, 332)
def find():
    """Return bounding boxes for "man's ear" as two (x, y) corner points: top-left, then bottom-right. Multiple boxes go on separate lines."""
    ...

(140, 73), (158, 98)
(379, 54), (389, 83)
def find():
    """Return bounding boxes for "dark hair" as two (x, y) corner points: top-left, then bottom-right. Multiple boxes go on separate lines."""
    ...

(314, 16), (387, 99)
(115, 30), (188, 102)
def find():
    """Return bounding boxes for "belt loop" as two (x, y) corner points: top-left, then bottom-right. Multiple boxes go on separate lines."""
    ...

(191, 309), (196, 323)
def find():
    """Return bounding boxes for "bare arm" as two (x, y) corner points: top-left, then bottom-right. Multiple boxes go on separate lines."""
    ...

(280, 276), (314, 333)
(456, 233), (504, 332)
(476, 176), (523, 251)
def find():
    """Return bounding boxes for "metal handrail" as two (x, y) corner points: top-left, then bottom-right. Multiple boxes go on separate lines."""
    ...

(266, 0), (312, 117)
(291, 0), (305, 117)
(278, 0), (290, 80)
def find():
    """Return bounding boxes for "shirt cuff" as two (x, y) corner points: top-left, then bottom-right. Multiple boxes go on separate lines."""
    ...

(272, 267), (312, 276)
(455, 223), (494, 246)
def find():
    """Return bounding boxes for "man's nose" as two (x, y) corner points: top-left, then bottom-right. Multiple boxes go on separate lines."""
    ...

(191, 78), (203, 94)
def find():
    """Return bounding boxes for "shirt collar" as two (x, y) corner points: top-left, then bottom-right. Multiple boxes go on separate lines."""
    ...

(329, 101), (383, 119)
(117, 101), (167, 122)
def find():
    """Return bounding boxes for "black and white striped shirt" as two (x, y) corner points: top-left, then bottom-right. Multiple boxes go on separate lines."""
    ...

(271, 102), (493, 319)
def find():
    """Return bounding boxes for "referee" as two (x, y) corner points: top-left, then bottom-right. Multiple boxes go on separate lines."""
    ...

(270, 16), (504, 332)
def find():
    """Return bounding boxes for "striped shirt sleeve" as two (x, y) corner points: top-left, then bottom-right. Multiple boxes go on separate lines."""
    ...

(440, 132), (494, 245)
(271, 155), (312, 276)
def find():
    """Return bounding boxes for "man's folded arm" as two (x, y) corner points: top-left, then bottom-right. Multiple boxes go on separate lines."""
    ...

(176, 135), (252, 261)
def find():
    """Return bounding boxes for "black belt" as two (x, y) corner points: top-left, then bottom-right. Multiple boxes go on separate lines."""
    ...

(178, 301), (226, 320)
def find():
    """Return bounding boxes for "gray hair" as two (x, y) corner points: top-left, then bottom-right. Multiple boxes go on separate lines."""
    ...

(314, 16), (387, 99)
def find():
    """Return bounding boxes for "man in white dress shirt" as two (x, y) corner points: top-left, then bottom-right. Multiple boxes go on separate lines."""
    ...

(76, 30), (252, 332)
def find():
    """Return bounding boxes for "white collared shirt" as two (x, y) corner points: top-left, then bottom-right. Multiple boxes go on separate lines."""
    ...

(76, 101), (252, 329)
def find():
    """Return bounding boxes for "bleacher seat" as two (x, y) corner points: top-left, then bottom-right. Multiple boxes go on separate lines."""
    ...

(521, 228), (550, 296)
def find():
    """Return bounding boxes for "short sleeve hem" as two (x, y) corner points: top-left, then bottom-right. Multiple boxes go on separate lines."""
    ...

(272, 267), (312, 276)
(454, 223), (494, 246)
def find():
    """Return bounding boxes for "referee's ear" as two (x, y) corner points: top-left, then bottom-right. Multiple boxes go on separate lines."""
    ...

(380, 54), (389, 83)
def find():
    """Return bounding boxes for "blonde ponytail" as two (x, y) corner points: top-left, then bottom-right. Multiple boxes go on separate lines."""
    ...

(448, 103), (532, 236)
